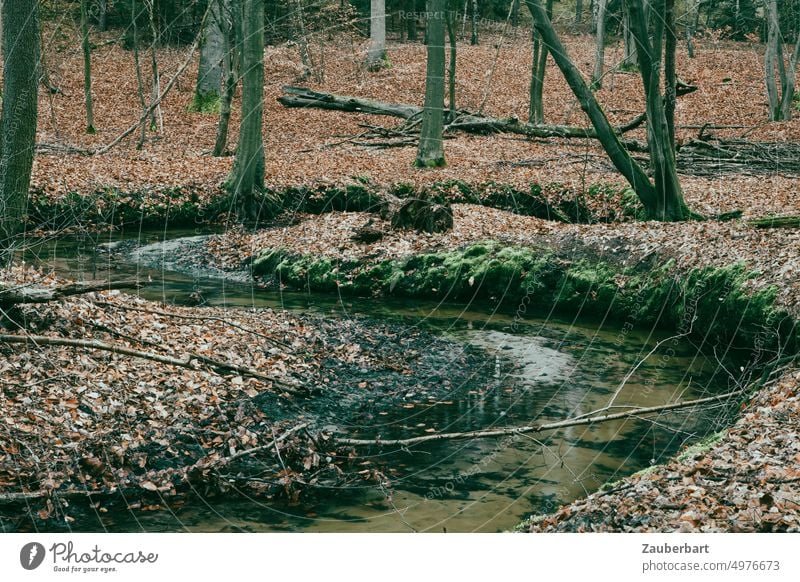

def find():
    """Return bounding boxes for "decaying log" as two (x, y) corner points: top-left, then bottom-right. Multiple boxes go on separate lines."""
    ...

(0, 279), (143, 306)
(278, 86), (646, 141)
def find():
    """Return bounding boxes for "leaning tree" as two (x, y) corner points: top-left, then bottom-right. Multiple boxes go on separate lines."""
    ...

(0, 0), (39, 243)
(526, 0), (694, 221)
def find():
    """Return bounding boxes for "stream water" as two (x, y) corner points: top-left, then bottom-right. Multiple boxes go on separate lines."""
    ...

(18, 231), (736, 532)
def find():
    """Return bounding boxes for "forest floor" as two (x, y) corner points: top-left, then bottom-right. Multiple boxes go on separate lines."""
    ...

(2, 28), (799, 531)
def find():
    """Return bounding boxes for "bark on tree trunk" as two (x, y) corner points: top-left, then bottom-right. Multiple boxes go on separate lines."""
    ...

(407, 0), (418, 41)
(591, 0), (607, 88)
(471, 0), (478, 45)
(686, 0), (698, 58)
(415, 0), (447, 167)
(664, 0), (677, 147)
(529, 0), (553, 124)
(0, 0), (38, 242)
(289, 0), (314, 80)
(213, 0), (238, 157)
(367, 0), (387, 70)
(446, 7), (457, 120)
(764, 0), (800, 122)
(131, 0), (148, 149)
(192, 0), (225, 112)
(145, 0), (163, 132)
(622, 3), (637, 68)
(227, 0), (265, 220)
(98, 0), (108, 31)
(626, 0), (689, 220)
(80, 0), (96, 133)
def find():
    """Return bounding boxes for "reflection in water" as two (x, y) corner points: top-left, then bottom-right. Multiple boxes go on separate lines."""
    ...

(18, 232), (735, 532)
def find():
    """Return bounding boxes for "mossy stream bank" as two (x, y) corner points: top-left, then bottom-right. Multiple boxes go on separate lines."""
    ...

(250, 240), (798, 361)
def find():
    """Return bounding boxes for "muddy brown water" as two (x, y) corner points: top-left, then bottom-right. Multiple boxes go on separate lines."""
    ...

(16, 231), (737, 532)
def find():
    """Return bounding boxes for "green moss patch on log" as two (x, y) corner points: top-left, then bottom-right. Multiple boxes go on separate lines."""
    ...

(252, 241), (798, 356)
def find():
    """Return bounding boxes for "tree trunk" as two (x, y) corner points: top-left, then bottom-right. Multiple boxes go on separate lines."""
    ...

(622, 3), (637, 68)
(80, 0), (95, 133)
(213, 0), (238, 157)
(686, 0), (698, 58)
(146, 0), (163, 132)
(626, 0), (690, 220)
(289, 0), (314, 80)
(407, 0), (418, 41)
(98, 0), (108, 31)
(191, 0), (225, 112)
(575, 0), (583, 25)
(415, 0), (447, 167)
(131, 0), (148, 149)
(511, 0), (520, 28)
(446, 6), (457, 120)
(367, 0), (387, 70)
(0, 0), (39, 242)
(764, 0), (800, 122)
(526, 0), (692, 221)
(529, 0), (553, 124)
(591, 0), (607, 88)
(664, 0), (677, 147)
(471, 0), (478, 45)
(227, 0), (265, 220)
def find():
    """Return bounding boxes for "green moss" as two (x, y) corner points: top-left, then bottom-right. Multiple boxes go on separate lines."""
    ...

(414, 157), (446, 169)
(677, 430), (727, 462)
(251, 243), (798, 357)
(188, 91), (221, 114)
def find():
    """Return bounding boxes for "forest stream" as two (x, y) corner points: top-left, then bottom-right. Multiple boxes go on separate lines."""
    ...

(16, 230), (739, 532)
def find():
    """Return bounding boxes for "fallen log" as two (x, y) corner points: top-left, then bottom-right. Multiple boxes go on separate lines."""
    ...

(749, 215), (800, 229)
(334, 389), (744, 448)
(278, 86), (646, 141)
(0, 279), (143, 306)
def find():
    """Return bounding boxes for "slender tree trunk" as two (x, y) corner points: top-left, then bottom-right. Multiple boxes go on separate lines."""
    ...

(664, 0), (677, 147)
(471, 0), (478, 45)
(622, 3), (637, 68)
(98, 0), (108, 31)
(511, 0), (520, 28)
(764, 0), (800, 121)
(407, 0), (418, 41)
(80, 0), (95, 133)
(415, 0), (447, 167)
(575, 0), (583, 25)
(0, 0), (39, 242)
(145, 0), (163, 132)
(367, 0), (387, 69)
(131, 0), (148, 148)
(214, 0), (238, 157)
(529, 0), (553, 124)
(192, 0), (225, 112)
(446, 6), (457, 119)
(686, 0), (698, 58)
(591, 0), (607, 88)
(228, 0), (265, 219)
(289, 0), (314, 80)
